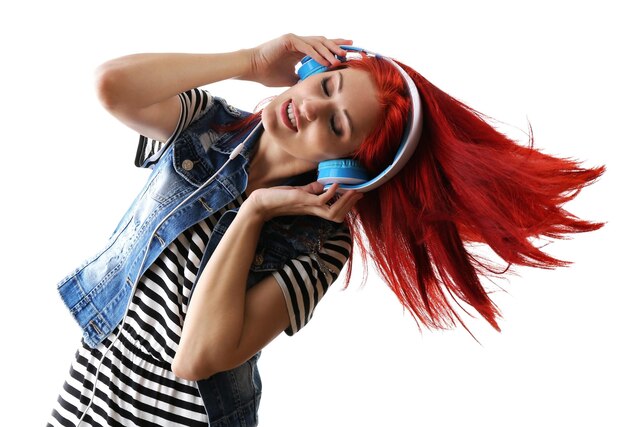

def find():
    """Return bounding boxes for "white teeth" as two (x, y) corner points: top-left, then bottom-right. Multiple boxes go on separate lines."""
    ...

(287, 102), (297, 129)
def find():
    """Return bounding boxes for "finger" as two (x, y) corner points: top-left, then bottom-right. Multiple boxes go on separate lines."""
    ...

(292, 37), (332, 66)
(286, 74), (300, 86)
(305, 190), (360, 222)
(318, 183), (340, 205)
(300, 181), (325, 195)
(313, 38), (346, 66)
(327, 39), (353, 57)
(329, 38), (353, 46)
(294, 183), (335, 212)
(330, 190), (361, 213)
(340, 192), (363, 217)
(302, 36), (344, 67)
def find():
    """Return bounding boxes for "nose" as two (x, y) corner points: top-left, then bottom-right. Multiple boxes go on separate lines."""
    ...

(300, 98), (327, 122)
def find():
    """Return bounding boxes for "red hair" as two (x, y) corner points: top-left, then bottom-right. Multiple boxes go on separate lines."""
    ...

(341, 57), (605, 333)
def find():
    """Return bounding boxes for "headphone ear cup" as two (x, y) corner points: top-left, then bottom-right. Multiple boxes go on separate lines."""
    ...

(317, 159), (369, 185)
(296, 56), (329, 80)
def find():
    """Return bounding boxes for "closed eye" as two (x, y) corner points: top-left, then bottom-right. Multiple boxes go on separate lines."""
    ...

(321, 77), (343, 136)
(331, 116), (342, 136)
(321, 77), (330, 97)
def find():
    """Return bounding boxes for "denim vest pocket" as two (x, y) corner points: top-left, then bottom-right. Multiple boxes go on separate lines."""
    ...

(173, 131), (218, 187)
(147, 163), (191, 206)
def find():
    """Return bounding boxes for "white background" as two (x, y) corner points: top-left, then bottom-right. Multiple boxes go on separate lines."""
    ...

(1, 1), (624, 426)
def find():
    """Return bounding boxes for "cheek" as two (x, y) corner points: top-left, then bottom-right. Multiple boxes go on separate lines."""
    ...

(261, 108), (275, 132)
(305, 126), (333, 151)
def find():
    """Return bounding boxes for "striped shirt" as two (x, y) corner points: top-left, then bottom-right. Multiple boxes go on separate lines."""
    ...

(48, 90), (352, 426)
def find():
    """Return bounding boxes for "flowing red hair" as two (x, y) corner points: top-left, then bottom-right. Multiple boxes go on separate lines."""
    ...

(340, 57), (604, 332)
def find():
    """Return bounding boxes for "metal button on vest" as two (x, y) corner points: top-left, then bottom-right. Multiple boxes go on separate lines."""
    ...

(182, 159), (194, 171)
(253, 254), (263, 266)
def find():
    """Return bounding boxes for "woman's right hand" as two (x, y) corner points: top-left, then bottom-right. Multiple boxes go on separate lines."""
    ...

(240, 33), (353, 87)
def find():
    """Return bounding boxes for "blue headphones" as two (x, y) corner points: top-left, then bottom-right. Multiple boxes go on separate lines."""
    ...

(295, 46), (424, 193)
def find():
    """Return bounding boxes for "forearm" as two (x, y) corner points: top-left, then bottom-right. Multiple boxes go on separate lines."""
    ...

(174, 202), (264, 376)
(95, 49), (253, 109)
(172, 183), (360, 379)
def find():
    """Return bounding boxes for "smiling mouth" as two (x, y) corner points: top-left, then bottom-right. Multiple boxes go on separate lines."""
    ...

(281, 100), (298, 131)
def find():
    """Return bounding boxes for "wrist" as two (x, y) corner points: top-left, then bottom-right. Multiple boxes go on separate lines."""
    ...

(235, 48), (257, 82)
(239, 197), (269, 224)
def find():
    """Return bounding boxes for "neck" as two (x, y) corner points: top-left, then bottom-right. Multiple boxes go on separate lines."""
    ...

(245, 130), (317, 196)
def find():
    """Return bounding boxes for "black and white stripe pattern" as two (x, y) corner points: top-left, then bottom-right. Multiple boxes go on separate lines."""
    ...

(48, 197), (243, 426)
(48, 197), (352, 426)
(50, 89), (353, 425)
(273, 230), (352, 335)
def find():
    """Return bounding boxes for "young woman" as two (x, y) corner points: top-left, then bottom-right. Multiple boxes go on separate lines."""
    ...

(47, 33), (604, 426)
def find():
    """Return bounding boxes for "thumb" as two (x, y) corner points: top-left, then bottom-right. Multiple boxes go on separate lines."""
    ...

(287, 74), (300, 86)
(301, 181), (328, 194)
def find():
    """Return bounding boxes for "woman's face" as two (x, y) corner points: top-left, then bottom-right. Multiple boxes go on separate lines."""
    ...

(262, 68), (381, 164)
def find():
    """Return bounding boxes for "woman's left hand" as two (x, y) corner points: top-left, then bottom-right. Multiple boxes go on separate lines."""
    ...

(243, 182), (363, 223)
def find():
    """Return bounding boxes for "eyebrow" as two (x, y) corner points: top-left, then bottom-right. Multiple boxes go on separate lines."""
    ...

(337, 72), (354, 136)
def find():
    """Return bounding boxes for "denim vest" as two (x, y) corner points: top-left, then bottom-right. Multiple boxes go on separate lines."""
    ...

(56, 96), (343, 426)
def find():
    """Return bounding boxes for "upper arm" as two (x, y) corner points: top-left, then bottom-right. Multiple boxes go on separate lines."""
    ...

(96, 68), (182, 143)
(109, 96), (182, 143)
(131, 89), (214, 168)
